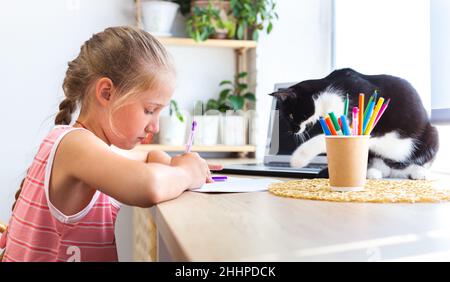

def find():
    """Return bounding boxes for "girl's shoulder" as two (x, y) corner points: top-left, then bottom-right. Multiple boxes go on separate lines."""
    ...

(44, 125), (85, 144)
(45, 125), (103, 147)
(47, 125), (109, 156)
(39, 125), (110, 166)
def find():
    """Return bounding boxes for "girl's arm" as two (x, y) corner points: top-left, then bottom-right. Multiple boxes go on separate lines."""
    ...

(112, 145), (223, 170)
(111, 146), (171, 164)
(56, 130), (207, 207)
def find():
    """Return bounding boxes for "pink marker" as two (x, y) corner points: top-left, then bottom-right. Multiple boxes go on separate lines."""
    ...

(352, 107), (359, 136)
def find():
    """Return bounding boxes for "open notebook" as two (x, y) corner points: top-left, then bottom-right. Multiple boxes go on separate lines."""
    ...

(192, 177), (282, 193)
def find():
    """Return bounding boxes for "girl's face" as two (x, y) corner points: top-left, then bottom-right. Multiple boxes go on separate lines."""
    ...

(108, 83), (173, 149)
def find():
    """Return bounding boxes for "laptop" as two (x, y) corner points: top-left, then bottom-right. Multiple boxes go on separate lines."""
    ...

(221, 83), (328, 178)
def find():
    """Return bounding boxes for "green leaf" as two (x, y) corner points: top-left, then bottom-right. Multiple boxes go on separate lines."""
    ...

(219, 89), (231, 101)
(267, 22), (273, 34)
(229, 95), (244, 110)
(238, 72), (248, 78)
(237, 83), (248, 90)
(243, 92), (256, 102)
(218, 103), (231, 113)
(170, 100), (184, 122)
(206, 99), (219, 111)
(219, 80), (233, 86)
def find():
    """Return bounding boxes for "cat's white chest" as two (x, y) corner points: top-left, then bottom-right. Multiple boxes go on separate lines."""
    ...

(369, 132), (414, 162)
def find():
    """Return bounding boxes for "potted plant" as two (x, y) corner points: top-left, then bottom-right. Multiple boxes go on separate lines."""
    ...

(192, 101), (220, 145)
(230, 0), (278, 40)
(205, 72), (255, 145)
(206, 71), (256, 112)
(186, 3), (217, 41)
(186, 0), (235, 41)
(159, 100), (187, 145)
(141, 0), (180, 37)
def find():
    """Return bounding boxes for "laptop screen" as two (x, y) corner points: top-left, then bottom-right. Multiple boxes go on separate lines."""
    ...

(264, 83), (326, 165)
(265, 83), (299, 159)
(267, 96), (300, 156)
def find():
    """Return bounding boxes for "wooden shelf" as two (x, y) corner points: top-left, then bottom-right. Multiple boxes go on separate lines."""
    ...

(156, 37), (257, 50)
(134, 144), (256, 153)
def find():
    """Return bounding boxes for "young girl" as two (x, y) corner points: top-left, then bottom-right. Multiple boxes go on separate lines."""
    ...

(0, 26), (221, 262)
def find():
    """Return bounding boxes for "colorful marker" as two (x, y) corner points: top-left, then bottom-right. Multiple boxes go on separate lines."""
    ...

(370, 98), (391, 134)
(363, 94), (374, 119)
(364, 97), (385, 135)
(340, 115), (351, 136)
(358, 93), (364, 135)
(328, 112), (342, 135)
(212, 176), (228, 181)
(363, 97), (375, 133)
(319, 117), (332, 136)
(344, 93), (349, 117)
(352, 107), (359, 136)
(325, 116), (338, 135)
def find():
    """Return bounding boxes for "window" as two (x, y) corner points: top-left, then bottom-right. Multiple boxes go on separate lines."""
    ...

(332, 0), (431, 112)
(332, 0), (450, 173)
(431, 0), (450, 124)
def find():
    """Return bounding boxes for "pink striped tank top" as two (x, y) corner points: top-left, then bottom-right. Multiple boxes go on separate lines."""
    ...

(0, 125), (121, 262)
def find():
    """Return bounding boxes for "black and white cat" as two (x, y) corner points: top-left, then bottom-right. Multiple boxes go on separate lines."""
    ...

(271, 68), (439, 180)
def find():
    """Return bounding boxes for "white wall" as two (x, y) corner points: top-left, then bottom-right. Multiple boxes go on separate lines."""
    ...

(0, 0), (332, 260)
(0, 0), (137, 261)
(255, 0), (332, 157)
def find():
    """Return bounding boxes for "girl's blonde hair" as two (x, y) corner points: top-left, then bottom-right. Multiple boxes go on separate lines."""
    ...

(12, 26), (174, 211)
(56, 25), (174, 125)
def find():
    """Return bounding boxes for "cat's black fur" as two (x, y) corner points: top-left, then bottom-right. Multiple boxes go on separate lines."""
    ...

(271, 68), (439, 178)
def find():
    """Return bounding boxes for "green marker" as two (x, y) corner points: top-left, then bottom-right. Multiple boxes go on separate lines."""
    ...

(363, 95), (374, 118)
(328, 112), (342, 135)
(344, 93), (349, 116)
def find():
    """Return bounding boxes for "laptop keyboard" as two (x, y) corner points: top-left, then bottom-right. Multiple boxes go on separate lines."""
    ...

(267, 162), (327, 169)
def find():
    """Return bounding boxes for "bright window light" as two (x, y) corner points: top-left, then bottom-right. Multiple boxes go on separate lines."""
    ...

(333, 0), (430, 112)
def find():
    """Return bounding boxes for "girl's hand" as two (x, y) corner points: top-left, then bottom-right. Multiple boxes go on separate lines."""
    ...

(208, 163), (223, 171)
(206, 163), (224, 183)
(170, 152), (211, 189)
(146, 150), (171, 165)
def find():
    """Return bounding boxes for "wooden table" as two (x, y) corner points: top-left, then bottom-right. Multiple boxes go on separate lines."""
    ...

(148, 159), (450, 262)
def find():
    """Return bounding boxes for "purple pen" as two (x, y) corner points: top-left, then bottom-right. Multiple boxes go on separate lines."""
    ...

(185, 120), (197, 153)
(212, 176), (228, 181)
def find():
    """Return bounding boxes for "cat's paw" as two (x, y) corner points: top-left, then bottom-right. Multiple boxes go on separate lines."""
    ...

(367, 168), (383, 179)
(409, 166), (430, 180)
(290, 148), (314, 168)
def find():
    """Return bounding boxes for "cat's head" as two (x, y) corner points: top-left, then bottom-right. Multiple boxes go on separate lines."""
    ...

(269, 82), (318, 135)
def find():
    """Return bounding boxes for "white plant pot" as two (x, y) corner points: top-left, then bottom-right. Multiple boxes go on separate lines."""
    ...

(159, 115), (187, 145)
(142, 0), (179, 37)
(248, 112), (259, 145)
(221, 115), (247, 145)
(193, 115), (220, 146)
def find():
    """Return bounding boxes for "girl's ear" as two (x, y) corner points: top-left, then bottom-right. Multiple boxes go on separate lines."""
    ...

(95, 77), (114, 107)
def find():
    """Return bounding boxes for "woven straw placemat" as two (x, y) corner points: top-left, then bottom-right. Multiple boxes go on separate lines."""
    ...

(268, 179), (450, 203)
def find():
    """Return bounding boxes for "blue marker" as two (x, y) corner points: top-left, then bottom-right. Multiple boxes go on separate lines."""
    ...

(373, 90), (378, 101)
(319, 117), (332, 136)
(340, 115), (351, 136)
(363, 99), (375, 133)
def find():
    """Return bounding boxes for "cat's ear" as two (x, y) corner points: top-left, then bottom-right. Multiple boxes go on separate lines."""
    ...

(269, 90), (296, 102)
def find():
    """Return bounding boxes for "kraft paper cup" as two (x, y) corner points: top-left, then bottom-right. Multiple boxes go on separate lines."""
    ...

(325, 135), (370, 192)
